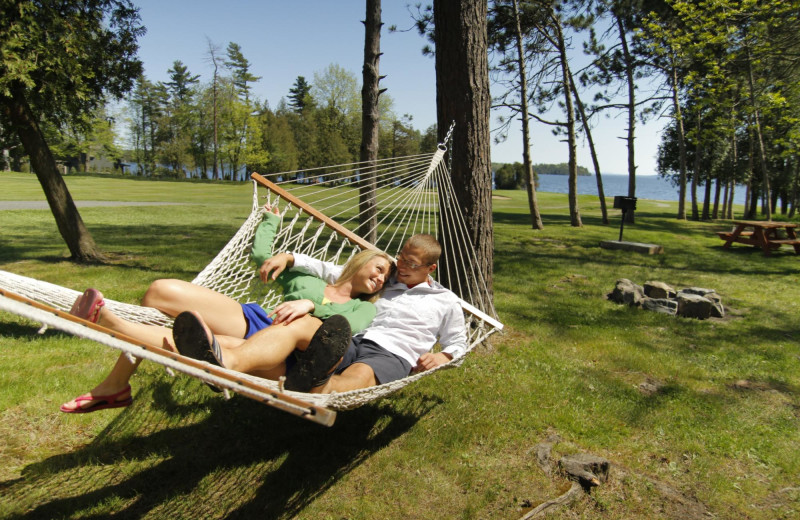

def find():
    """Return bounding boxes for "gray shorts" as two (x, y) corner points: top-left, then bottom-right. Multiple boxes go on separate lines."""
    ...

(336, 337), (412, 384)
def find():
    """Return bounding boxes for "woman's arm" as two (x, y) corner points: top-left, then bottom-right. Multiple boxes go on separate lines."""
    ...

(250, 212), (281, 267)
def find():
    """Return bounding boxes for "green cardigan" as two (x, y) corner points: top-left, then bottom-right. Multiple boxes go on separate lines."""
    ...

(250, 213), (375, 333)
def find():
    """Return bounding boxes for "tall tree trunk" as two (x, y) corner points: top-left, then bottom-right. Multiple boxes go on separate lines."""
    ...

(701, 172), (712, 220)
(745, 122), (758, 218)
(672, 63), (689, 220)
(433, 0), (493, 301)
(746, 46), (771, 220)
(616, 15), (637, 223)
(712, 176), (721, 219)
(359, 0), (382, 243)
(570, 74), (607, 225)
(553, 13), (580, 227)
(2, 84), (104, 262)
(511, 0), (542, 230)
(691, 112), (701, 220)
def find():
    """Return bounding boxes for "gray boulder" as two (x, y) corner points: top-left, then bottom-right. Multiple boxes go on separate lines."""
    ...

(642, 297), (678, 315)
(643, 281), (676, 299)
(608, 278), (645, 306)
(676, 293), (713, 319)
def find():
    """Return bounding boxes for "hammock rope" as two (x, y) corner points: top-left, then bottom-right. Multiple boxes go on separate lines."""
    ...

(0, 142), (503, 425)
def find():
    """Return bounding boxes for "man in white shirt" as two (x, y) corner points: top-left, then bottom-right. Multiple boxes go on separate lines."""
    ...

(262, 234), (468, 393)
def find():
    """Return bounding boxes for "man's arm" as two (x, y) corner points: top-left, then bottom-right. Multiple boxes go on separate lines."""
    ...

(414, 299), (467, 372)
(259, 252), (294, 283)
(290, 253), (343, 284)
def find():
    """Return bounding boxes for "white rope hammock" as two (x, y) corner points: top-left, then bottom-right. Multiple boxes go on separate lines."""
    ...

(0, 142), (503, 425)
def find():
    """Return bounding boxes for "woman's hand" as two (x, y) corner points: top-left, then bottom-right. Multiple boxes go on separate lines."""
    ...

(259, 253), (294, 283)
(269, 299), (315, 325)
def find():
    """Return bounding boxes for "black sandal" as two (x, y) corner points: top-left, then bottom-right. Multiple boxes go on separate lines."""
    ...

(173, 311), (223, 393)
(284, 315), (351, 392)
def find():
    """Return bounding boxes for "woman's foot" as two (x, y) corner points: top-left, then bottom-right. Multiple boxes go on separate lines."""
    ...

(69, 288), (105, 323)
(60, 384), (132, 413)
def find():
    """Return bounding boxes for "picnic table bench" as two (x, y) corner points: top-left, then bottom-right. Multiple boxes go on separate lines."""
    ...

(718, 220), (800, 256)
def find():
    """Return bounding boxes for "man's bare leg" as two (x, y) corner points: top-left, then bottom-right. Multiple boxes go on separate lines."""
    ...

(212, 314), (323, 375)
(312, 362), (377, 394)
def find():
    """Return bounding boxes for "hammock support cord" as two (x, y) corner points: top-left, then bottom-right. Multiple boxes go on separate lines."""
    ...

(0, 143), (503, 422)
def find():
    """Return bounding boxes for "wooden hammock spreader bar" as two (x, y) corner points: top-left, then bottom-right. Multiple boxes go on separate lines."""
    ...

(251, 173), (378, 253)
(0, 287), (336, 427)
(251, 172), (504, 332)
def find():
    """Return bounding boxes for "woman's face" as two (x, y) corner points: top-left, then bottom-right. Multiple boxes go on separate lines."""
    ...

(354, 256), (391, 295)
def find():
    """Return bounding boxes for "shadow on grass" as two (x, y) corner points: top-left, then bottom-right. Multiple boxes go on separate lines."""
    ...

(2, 375), (439, 519)
(0, 221), (237, 273)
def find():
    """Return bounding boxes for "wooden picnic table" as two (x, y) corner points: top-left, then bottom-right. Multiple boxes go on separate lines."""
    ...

(717, 220), (800, 256)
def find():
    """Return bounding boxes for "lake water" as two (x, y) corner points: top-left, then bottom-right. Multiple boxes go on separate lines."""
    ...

(533, 173), (747, 205)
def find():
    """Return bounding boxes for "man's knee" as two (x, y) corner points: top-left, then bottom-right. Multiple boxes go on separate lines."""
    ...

(341, 363), (377, 387)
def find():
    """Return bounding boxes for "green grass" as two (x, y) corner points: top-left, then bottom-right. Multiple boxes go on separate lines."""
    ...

(2, 171), (799, 519)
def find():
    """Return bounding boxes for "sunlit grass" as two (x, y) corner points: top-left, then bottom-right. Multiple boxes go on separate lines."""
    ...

(1, 172), (799, 519)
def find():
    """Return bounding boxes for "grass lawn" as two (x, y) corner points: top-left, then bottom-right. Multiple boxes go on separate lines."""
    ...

(1, 171), (799, 519)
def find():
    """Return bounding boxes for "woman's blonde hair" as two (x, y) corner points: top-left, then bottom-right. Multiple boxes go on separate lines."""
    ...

(334, 250), (395, 302)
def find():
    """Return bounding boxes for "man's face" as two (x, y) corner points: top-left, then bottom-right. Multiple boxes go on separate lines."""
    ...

(395, 245), (436, 286)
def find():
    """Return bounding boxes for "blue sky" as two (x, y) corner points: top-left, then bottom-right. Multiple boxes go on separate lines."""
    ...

(131, 0), (664, 175)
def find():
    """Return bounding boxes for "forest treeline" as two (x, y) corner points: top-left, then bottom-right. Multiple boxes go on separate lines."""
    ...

(3, 0), (800, 223)
(2, 50), (437, 180)
(493, 162), (589, 189)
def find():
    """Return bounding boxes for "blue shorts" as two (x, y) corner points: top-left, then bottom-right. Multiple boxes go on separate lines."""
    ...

(241, 303), (274, 339)
(336, 337), (412, 385)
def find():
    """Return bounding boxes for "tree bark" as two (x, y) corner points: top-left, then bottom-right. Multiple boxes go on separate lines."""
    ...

(511, 0), (543, 230)
(359, 0), (382, 243)
(616, 15), (637, 224)
(433, 0), (494, 300)
(553, 13), (581, 227)
(570, 73), (607, 225)
(671, 62), (688, 220)
(2, 83), (104, 262)
(745, 46), (771, 220)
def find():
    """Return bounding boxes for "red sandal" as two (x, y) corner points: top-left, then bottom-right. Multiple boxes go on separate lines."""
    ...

(60, 385), (132, 413)
(69, 288), (105, 323)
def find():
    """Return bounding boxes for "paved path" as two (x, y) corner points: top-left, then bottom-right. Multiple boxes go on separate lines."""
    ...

(0, 201), (185, 210)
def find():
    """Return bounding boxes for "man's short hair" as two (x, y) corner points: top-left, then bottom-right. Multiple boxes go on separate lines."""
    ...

(404, 234), (441, 264)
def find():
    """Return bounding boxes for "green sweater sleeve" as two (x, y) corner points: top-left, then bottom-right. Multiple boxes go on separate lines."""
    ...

(250, 212), (280, 267)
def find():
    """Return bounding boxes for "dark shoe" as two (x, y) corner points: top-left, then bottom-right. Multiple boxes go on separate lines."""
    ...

(284, 315), (351, 392)
(172, 311), (223, 393)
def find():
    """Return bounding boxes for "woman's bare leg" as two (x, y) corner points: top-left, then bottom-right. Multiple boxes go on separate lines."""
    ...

(62, 280), (250, 411)
(142, 279), (248, 337)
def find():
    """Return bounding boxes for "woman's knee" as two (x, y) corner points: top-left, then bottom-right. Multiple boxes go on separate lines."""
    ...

(141, 279), (183, 310)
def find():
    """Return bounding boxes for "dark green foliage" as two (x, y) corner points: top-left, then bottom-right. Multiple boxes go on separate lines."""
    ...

(0, 0), (144, 130)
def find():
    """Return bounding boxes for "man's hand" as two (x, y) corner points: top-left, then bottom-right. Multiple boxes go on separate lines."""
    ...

(259, 253), (294, 283)
(269, 299), (315, 325)
(413, 352), (453, 373)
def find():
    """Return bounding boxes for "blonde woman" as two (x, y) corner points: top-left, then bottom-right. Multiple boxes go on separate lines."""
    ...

(61, 208), (393, 412)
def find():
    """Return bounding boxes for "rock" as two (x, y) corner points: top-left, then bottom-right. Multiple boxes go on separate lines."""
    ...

(559, 453), (610, 489)
(642, 297), (678, 315)
(676, 293), (713, 319)
(680, 287), (716, 297)
(608, 278), (645, 306)
(644, 281), (676, 299)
